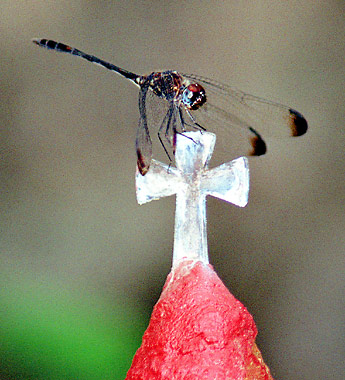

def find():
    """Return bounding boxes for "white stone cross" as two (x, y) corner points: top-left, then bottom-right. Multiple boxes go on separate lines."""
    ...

(136, 131), (249, 267)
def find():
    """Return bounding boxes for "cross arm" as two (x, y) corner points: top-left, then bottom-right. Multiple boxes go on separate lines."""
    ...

(136, 160), (182, 205)
(201, 157), (249, 207)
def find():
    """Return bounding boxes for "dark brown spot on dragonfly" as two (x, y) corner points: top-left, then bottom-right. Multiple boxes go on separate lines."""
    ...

(137, 149), (149, 176)
(249, 127), (266, 156)
(289, 109), (308, 137)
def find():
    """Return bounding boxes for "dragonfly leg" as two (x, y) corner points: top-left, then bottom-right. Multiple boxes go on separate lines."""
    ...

(173, 108), (196, 144)
(184, 108), (206, 131)
(178, 107), (187, 132)
(157, 107), (174, 163)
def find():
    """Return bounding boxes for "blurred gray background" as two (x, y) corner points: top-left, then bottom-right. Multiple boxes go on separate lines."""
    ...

(1, 1), (344, 379)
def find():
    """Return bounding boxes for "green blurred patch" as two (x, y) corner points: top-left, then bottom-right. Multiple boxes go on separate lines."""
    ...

(0, 275), (149, 380)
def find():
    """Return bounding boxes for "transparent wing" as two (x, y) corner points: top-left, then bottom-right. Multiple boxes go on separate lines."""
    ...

(146, 88), (179, 159)
(181, 73), (308, 158)
(136, 86), (152, 175)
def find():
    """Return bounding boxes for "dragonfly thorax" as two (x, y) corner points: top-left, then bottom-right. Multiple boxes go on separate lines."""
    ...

(145, 71), (183, 100)
(141, 71), (207, 111)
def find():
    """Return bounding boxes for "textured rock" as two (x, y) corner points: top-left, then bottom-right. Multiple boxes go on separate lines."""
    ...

(125, 260), (273, 380)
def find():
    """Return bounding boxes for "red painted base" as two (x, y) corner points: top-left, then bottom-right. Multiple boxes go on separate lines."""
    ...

(125, 261), (273, 380)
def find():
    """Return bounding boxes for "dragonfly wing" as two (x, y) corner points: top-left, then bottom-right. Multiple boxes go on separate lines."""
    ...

(182, 73), (307, 157)
(136, 86), (152, 175)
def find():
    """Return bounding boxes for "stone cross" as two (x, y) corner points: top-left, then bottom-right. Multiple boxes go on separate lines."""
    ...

(136, 131), (249, 267)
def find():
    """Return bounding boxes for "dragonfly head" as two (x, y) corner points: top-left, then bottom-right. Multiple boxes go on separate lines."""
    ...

(181, 83), (207, 110)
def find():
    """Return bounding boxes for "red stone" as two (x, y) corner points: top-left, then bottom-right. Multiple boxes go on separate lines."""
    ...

(125, 261), (274, 380)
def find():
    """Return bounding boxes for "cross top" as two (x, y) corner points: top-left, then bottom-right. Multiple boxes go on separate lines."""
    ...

(136, 131), (249, 267)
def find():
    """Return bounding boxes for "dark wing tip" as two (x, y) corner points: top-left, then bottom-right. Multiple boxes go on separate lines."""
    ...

(248, 127), (267, 156)
(289, 109), (308, 136)
(136, 150), (149, 176)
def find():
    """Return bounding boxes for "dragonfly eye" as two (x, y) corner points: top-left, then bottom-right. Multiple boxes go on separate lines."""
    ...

(182, 83), (207, 110)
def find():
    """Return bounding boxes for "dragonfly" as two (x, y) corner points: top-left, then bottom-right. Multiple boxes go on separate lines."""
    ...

(32, 38), (308, 176)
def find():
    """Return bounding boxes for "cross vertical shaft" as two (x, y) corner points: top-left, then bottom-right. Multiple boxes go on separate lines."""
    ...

(171, 131), (216, 265)
(174, 185), (208, 265)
